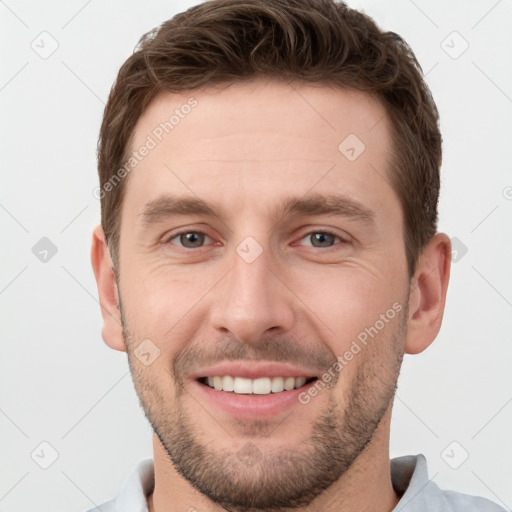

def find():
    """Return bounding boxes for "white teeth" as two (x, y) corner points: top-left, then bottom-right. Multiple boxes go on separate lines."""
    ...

(284, 377), (295, 391)
(222, 375), (234, 392)
(294, 377), (306, 389)
(252, 377), (272, 395)
(271, 377), (284, 393)
(204, 376), (311, 394)
(213, 376), (223, 391)
(233, 377), (252, 394)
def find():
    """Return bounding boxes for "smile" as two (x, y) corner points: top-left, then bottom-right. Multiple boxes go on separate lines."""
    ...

(200, 376), (316, 395)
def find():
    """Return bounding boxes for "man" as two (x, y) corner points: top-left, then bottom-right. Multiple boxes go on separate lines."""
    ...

(89, 0), (504, 510)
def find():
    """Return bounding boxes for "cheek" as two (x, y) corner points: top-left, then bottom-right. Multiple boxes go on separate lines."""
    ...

(121, 267), (219, 372)
(289, 266), (402, 345)
(122, 264), (196, 327)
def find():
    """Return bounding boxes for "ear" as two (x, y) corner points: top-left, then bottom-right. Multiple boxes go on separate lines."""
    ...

(405, 233), (451, 355)
(90, 225), (126, 352)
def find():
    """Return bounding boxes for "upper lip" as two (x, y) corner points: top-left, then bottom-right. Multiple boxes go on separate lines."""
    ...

(189, 361), (318, 380)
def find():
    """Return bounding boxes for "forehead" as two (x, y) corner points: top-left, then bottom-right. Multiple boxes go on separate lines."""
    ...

(123, 78), (398, 222)
(130, 79), (390, 159)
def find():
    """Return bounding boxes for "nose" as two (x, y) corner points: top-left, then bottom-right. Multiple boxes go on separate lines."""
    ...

(209, 242), (296, 344)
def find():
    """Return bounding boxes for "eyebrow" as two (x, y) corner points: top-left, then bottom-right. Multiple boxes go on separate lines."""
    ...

(274, 194), (375, 225)
(140, 195), (219, 225)
(139, 193), (375, 226)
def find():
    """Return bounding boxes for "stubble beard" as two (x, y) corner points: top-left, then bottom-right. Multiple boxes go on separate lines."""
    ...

(122, 305), (407, 512)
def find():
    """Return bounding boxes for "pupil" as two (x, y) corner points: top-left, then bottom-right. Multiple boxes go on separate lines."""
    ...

(181, 232), (204, 247)
(312, 232), (333, 247)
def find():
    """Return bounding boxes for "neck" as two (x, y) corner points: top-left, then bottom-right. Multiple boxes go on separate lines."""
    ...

(148, 410), (399, 512)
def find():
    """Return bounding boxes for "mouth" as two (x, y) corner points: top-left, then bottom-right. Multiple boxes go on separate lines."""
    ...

(189, 362), (322, 420)
(198, 375), (318, 395)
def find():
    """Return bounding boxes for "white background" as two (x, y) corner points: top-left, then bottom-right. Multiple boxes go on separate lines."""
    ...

(1, 0), (511, 510)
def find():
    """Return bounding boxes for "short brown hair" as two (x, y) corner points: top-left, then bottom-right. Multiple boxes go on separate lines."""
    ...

(97, 0), (441, 277)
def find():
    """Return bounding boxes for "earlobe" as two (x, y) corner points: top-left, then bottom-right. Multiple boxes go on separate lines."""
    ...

(404, 233), (451, 355)
(90, 225), (126, 352)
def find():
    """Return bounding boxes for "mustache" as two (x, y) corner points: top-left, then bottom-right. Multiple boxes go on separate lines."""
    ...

(172, 334), (338, 380)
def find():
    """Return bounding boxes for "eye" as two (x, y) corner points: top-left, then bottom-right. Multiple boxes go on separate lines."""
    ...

(167, 231), (212, 249)
(297, 231), (346, 248)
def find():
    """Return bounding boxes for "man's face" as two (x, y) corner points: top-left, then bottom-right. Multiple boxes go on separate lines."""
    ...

(117, 79), (411, 509)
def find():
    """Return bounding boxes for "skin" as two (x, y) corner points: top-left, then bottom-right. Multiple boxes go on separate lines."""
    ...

(91, 78), (451, 512)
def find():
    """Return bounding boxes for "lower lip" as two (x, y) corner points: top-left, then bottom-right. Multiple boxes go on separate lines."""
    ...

(190, 379), (315, 420)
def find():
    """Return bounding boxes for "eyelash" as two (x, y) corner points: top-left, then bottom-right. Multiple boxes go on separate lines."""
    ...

(295, 230), (348, 248)
(163, 229), (349, 250)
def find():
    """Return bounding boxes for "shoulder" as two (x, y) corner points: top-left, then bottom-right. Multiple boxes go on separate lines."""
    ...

(391, 454), (507, 512)
(86, 501), (116, 512)
(84, 459), (154, 512)
(440, 490), (507, 512)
